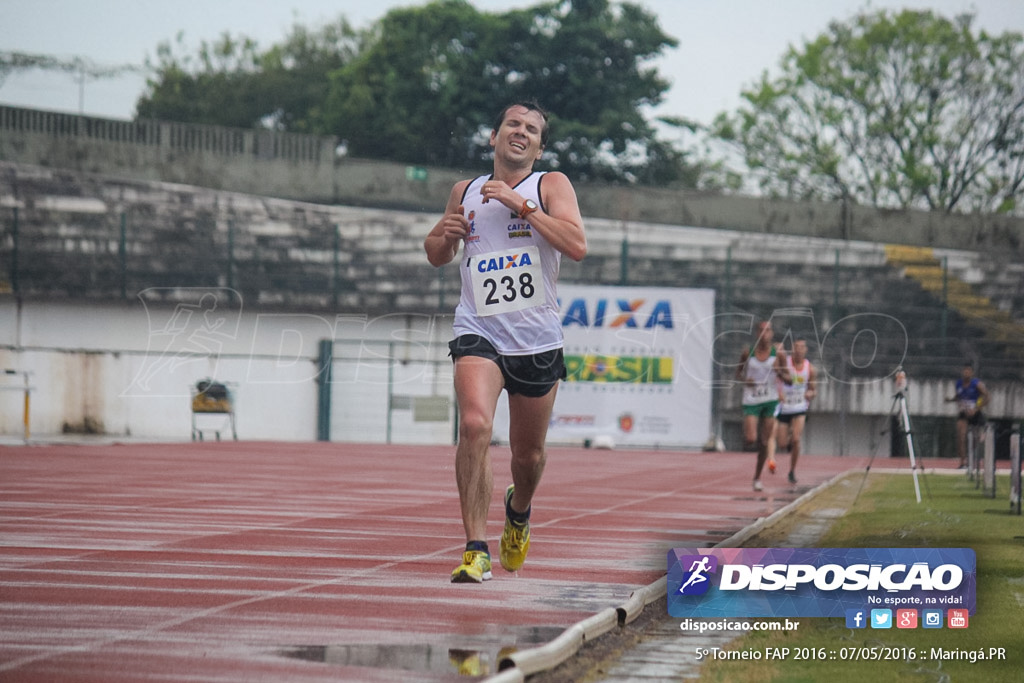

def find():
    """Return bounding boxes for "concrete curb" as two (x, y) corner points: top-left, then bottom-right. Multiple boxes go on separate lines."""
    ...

(485, 469), (858, 682)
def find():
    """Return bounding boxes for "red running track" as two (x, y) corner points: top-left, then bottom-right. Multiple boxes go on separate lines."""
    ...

(0, 442), (905, 681)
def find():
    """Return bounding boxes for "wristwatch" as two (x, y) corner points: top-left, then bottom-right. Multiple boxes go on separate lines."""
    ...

(519, 198), (539, 219)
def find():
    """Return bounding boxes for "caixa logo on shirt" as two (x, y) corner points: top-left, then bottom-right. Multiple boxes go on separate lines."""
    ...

(667, 548), (976, 618)
(506, 218), (533, 239)
(475, 250), (534, 273)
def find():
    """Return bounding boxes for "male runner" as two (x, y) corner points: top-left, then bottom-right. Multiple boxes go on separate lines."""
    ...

(425, 101), (586, 582)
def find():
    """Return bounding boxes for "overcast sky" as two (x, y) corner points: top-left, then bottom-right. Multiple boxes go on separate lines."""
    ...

(2, 0), (1022, 133)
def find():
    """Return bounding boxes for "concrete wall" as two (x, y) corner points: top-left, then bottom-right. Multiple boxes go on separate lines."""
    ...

(3, 105), (1023, 254)
(2, 105), (1022, 452)
(0, 106), (339, 202)
(0, 297), (458, 442)
(0, 161), (450, 314)
(3, 299), (1021, 456)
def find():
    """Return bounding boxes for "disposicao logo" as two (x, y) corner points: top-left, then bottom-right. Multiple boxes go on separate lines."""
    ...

(667, 548), (976, 619)
(676, 554), (718, 595)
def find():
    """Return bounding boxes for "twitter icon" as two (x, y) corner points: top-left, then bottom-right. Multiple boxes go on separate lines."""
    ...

(870, 609), (892, 629)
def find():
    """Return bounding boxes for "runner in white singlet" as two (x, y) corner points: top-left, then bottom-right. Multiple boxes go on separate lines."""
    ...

(425, 101), (587, 584)
(775, 338), (816, 484)
(736, 320), (789, 492)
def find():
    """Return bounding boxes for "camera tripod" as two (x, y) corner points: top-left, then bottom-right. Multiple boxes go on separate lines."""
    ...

(856, 368), (925, 505)
(891, 386), (923, 503)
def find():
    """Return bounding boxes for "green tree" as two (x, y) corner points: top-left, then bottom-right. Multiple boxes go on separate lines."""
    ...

(136, 20), (359, 130)
(136, 32), (264, 127)
(319, 0), (500, 168)
(251, 21), (363, 133)
(326, 0), (687, 183)
(478, 0), (685, 184)
(136, 0), (692, 186)
(710, 10), (1024, 214)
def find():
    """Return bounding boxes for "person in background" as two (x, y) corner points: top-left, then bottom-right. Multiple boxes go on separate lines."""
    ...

(775, 338), (816, 484)
(946, 363), (990, 468)
(736, 320), (789, 492)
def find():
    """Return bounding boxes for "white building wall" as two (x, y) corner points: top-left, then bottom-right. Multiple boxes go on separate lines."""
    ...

(2, 299), (1021, 450)
(0, 298), (453, 442)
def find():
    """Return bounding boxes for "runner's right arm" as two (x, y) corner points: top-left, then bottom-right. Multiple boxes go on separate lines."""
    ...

(425, 180), (472, 267)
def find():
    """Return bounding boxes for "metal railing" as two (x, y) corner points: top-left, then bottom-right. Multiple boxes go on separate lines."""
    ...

(0, 104), (335, 163)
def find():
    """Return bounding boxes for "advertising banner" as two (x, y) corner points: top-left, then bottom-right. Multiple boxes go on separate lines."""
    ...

(668, 547), (976, 619)
(494, 284), (715, 448)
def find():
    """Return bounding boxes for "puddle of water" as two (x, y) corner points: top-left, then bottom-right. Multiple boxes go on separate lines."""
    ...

(277, 625), (563, 678)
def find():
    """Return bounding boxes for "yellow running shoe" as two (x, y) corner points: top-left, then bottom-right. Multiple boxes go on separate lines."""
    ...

(451, 550), (492, 583)
(500, 485), (531, 572)
(448, 649), (488, 676)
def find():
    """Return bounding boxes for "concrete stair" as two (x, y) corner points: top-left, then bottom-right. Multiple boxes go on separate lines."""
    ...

(885, 244), (1024, 374)
(3, 161), (1022, 382)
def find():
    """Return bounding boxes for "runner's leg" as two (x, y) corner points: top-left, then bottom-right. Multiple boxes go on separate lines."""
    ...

(453, 356), (505, 542)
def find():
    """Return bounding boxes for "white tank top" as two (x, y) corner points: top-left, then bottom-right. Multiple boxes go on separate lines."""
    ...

(742, 346), (778, 406)
(452, 172), (563, 354)
(779, 357), (812, 414)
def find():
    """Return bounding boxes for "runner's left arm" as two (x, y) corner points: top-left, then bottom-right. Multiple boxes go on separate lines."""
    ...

(976, 381), (990, 409)
(806, 363), (817, 402)
(479, 172), (587, 261)
(774, 345), (791, 384)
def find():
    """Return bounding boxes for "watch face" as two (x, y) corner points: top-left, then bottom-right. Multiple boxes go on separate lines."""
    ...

(525, 199), (538, 210)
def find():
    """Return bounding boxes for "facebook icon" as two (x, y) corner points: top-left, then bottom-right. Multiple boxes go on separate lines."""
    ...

(845, 609), (867, 629)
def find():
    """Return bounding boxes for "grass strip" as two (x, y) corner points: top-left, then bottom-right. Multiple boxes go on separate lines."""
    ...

(699, 472), (1024, 683)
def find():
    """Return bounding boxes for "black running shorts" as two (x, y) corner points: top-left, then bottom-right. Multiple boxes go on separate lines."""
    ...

(448, 334), (566, 398)
(958, 410), (985, 427)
